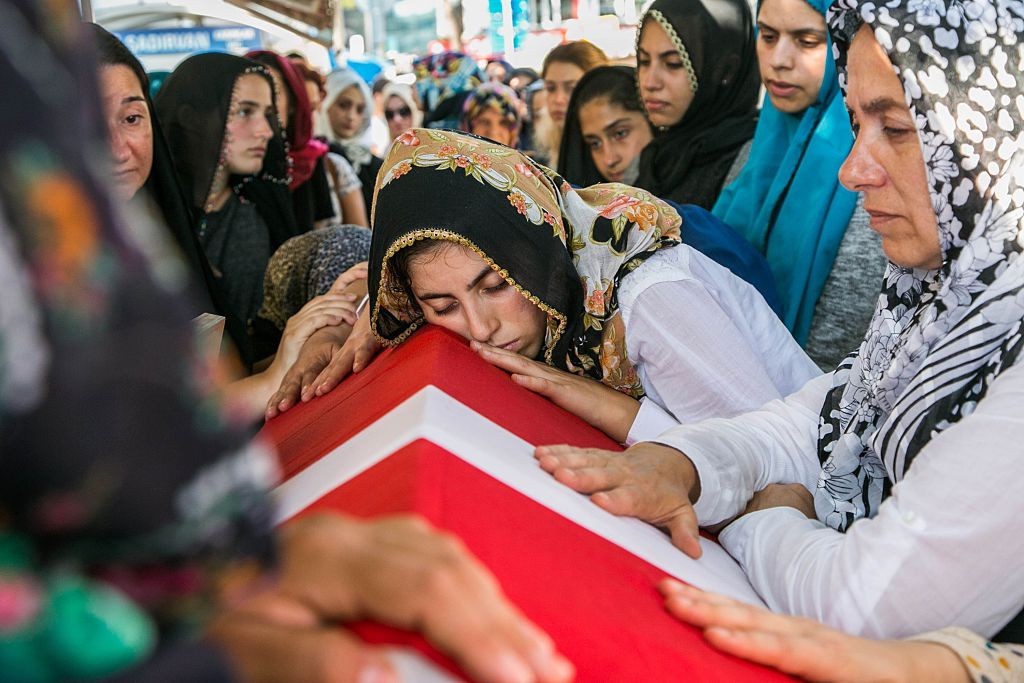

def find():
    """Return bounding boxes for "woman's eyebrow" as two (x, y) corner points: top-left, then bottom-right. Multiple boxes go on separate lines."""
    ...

(468, 265), (495, 289)
(417, 266), (494, 300)
(603, 118), (632, 133)
(862, 96), (904, 115)
(792, 28), (828, 40)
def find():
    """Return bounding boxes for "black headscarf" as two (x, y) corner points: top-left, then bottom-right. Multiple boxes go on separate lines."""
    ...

(88, 24), (250, 360)
(369, 129), (683, 398)
(558, 65), (649, 187)
(154, 52), (298, 250)
(633, 0), (760, 208)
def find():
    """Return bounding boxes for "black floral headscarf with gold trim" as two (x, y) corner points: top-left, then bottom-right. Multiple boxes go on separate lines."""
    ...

(368, 128), (682, 397)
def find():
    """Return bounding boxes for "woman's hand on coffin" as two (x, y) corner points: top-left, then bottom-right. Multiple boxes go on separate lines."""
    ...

(207, 607), (399, 683)
(657, 580), (969, 683)
(307, 310), (382, 397)
(533, 442), (703, 559)
(471, 341), (641, 443)
(265, 324), (352, 419)
(269, 292), (361, 381)
(273, 513), (576, 683)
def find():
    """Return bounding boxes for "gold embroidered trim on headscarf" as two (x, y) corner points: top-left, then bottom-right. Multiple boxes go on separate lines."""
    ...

(644, 10), (699, 94)
(371, 228), (568, 366)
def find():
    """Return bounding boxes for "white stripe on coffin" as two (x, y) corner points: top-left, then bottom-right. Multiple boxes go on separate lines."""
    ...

(273, 385), (765, 607)
(385, 647), (459, 682)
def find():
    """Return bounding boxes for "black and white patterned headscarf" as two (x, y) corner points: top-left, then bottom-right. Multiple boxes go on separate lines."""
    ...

(816, 0), (1024, 531)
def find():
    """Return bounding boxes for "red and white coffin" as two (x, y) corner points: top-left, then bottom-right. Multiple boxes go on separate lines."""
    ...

(260, 327), (791, 682)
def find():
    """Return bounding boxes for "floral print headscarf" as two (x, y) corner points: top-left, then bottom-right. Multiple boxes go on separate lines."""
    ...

(460, 82), (523, 137)
(815, 0), (1024, 531)
(368, 128), (682, 397)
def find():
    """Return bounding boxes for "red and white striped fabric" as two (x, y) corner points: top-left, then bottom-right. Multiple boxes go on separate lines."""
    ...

(261, 327), (791, 682)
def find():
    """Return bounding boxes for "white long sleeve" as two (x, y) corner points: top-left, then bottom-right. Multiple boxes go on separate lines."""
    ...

(659, 361), (1024, 639)
(619, 246), (820, 444)
(654, 372), (832, 524)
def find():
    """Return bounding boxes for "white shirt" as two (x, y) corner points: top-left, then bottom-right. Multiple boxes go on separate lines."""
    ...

(619, 245), (821, 444)
(652, 362), (1024, 639)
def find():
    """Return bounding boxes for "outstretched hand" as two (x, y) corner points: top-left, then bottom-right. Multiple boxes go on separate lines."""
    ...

(273, 514), (576, 683)
(264, 323), (352, 419)
(271, 292), (360, 376)
(307, 310), (383, 397)
(534, 442), (703, 558)
(470, 341), (641, 443)
(264, 264), (376, 419)
(658, 581), (968, 683)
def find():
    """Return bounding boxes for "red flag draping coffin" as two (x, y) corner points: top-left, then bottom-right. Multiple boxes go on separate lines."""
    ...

(261, 327), (792, 682)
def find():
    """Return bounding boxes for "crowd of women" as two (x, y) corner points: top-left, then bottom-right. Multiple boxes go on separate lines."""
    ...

(2, 0), (1023, 680)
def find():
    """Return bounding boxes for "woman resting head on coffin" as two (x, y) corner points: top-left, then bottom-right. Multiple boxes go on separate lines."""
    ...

(267, 129), (819, 443)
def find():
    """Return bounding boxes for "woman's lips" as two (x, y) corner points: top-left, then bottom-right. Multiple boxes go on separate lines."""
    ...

(866, 208), (899, 228)
(766, 80), (799, 98)
(644, 99), (670, 112)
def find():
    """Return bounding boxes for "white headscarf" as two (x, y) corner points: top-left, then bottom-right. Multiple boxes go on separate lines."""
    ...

(317, 66), (374, 173)
(815, 0), (1024, 531)
(380, 82), (422, 135)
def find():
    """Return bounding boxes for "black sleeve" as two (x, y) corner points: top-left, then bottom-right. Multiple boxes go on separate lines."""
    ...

(310, 156), (336, 222)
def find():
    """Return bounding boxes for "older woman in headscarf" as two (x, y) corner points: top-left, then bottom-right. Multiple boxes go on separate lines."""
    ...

(540, 0), (1024, 646)
(89, 23), (250, 354)
(318, 66), (381, 214)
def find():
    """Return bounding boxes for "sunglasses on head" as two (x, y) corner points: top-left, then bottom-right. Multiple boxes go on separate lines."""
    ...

(385, 106), (412, 120)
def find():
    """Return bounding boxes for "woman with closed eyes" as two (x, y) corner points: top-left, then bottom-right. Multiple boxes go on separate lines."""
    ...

(267, 129), (819, 444)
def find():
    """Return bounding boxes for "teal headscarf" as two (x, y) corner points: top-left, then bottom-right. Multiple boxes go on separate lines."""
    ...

(711, 0), (857, 345)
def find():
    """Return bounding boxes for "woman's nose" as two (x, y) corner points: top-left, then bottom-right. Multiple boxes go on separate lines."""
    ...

(839, 136), (887, 191)
(640, 65), (661, 92)
(464, 304), (498, 344)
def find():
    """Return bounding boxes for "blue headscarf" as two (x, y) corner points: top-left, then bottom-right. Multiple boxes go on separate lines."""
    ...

(711, 0), (857, 344)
